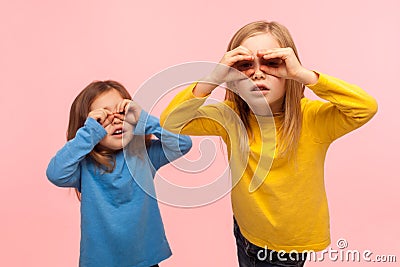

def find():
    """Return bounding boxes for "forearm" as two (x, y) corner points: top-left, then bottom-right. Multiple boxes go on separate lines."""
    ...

(308, 73), (378, 123)
(46, 118), (106, 187)
(160, 83), (208, 132)
(192, 79), (219, 97)
(135, 110), (192, 153)
(296, 68), (319, 86)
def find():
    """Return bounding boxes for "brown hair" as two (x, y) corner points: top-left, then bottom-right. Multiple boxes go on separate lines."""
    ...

(67, 80), (151, 200)
(225, 21), (304, 158)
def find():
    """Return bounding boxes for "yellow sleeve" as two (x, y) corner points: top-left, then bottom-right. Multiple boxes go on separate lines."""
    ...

(304, 73), (378, 142)
(160, 83), (229, 139)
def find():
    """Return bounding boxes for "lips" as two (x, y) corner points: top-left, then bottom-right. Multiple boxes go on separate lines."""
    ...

(252, 83), (270, 92)
(112, 128), (124, 135)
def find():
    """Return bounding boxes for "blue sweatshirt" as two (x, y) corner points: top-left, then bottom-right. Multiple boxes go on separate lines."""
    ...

(46, 110), (192, 267)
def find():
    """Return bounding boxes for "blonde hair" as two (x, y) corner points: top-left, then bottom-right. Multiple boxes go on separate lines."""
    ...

(225, 21), (304, 158)
(68, 80), (151, 200)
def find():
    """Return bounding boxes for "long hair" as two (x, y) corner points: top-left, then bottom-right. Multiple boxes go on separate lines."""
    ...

(67, 80), (151, 200)
(224, 21), (304, 158)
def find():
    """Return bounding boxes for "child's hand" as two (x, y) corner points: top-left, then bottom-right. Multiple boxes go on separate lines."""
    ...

(207, 46), (254, 84)
(257, 47), (318, 85)
(114, 99), (143, 126)
(88, 109), (114, 127)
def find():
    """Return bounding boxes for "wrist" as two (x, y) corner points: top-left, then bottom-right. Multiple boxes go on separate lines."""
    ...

(88, 115), (101, 124)
(192, 78), (218, 97)
(202, 74), (223, 87)
(295, 68), (319, 85)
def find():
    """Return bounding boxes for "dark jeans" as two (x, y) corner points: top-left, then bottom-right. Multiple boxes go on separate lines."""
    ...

(234, 219), (307, 267)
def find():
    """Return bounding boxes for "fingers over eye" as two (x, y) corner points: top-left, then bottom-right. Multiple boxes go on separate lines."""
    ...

(113, 113), (125, 121)
(115, 99), (131, 114)
(102, 114), (115, 126)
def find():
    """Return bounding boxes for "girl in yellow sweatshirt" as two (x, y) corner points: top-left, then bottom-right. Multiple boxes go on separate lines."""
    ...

(160, 21), (377, 266)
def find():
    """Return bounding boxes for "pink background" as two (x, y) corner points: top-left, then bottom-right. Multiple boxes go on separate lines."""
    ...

(1, 0), (399, 266)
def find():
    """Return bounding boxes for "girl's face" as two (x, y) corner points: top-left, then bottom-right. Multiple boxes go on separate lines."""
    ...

(90, 89), (133, 150)
(235, 33), (286, 114)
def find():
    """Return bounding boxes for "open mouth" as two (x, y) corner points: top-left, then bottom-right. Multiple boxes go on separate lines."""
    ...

(252, 84), (270, 92)
(112, 129), (124, 135)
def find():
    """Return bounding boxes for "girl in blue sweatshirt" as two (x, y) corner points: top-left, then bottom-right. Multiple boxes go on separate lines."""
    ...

(46, 80), (192, 267)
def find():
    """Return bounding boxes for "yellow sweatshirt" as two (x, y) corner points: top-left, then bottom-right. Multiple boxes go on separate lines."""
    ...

(160, 73), (377, 252)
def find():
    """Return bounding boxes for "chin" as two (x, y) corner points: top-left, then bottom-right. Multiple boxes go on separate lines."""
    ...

(99, 141), (123, 151)
(246, 100), (270, 111)
(108, 145), (124, 151)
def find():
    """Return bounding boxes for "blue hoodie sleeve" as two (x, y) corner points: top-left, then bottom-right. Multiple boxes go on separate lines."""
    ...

(46, 117), (107, 189)
(134, 110), (192, 170)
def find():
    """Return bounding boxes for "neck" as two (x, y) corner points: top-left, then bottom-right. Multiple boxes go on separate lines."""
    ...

(252, 101), (284, 117)
(269, 97), (285, 114)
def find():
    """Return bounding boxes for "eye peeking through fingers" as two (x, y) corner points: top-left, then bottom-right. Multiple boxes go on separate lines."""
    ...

(261, 58), (283, 68)
(234, 60), (254, 71)
(112, 112), (125, 122)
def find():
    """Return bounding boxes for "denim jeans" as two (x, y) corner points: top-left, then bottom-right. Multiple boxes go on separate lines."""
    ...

(233, 219), (307, 267)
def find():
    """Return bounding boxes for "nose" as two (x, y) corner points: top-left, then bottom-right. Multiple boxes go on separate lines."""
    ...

(112, 115), (123, 125)
(251, 62), (265, 80)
